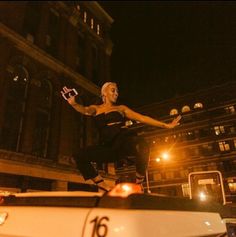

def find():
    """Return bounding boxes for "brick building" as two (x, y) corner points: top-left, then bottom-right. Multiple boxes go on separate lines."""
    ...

(0, 1), (114, 192)
(116, 82), (236, 199)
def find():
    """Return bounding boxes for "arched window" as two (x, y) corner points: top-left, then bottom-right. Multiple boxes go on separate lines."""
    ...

(32, 78), (52, 158)
(0, 65), (29, 151)
(194, 102), (203, 109)
(181, 105), (191, 113)
(170, 108), (178, 116)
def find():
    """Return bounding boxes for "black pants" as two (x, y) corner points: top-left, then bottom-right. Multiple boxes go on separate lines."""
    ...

(75, 134), (150, 180)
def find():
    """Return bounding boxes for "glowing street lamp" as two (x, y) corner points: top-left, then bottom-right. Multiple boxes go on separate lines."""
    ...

(161, 152), (170, 160)
(155, 157), (161, 162)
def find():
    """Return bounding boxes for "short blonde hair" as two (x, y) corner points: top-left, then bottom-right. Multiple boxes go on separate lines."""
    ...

(100, 82), (117, 102)
(101, 82), (116, 96)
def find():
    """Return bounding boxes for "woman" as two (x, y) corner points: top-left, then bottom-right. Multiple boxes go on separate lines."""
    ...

(61, 82), (181, 191)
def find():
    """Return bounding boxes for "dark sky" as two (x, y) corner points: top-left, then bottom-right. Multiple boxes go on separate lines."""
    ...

(99, 1), (236, 107)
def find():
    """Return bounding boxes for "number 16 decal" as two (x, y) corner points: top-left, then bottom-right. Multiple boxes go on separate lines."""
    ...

(90, 216), (109, 237)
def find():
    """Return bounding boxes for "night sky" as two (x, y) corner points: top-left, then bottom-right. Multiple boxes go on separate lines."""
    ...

(99, 1), (236, 107)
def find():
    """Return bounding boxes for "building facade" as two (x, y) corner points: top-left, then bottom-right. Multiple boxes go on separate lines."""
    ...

(0, 1), (115, 192)
(116, 82), (236, 199)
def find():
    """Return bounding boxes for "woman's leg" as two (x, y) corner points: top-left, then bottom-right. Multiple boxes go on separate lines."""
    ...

(135, 138), (150, 182)
(75, 145), (119, 191)
(119, 136), (150, 184)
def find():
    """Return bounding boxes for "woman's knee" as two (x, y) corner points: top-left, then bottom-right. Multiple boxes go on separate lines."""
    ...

(136, 138), (149, 154)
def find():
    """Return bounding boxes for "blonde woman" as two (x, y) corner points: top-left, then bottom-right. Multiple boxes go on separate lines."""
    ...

(61, 82), (181, 191)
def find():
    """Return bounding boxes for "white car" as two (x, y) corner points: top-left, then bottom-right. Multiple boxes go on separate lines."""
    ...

(0, 182), (233, 237)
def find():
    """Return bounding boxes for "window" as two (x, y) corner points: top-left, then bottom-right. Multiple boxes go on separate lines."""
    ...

(182, 183), (190, 197)
(96, 24), (100, 35)
(45, 9), (60, 57)
(76, 34), (85, 75)
(76, 4), (80, 12)
(0, 65), (29, 151)
(214, 126), (225, 135)
(83, 11), (87, 23)
(194, 102), (203, 109)
(199, 127), (210, 138)
(200, 144), (213, 156)
(166, 171), (174, 179)
(181, 105), (191, 113)
(91, 45), (99, 84)
(225, 105), (235, 114)
(229, 125), (236, 134)
(186, 147), (199, 156)
(186, 131), (196, 140)
(90, 18), (94, 29)
(170, 108), (178, 116)
(153, 173), (162, 181)
(228, 180), (236, 193)
(218, 141), (230, 152)
(32, 78), (52, 158)
(23, 2), (41, 42)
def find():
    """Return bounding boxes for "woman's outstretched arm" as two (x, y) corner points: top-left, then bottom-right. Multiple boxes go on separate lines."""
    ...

(61, 86), (97, 116)
(120, 105), (181, 129)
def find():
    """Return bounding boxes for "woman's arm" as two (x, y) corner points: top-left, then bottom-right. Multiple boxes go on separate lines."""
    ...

(61, 87), (97, 116)
(120, 105), (181, 129)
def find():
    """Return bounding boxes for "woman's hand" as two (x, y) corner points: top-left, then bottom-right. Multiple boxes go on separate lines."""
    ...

(165, 115), (181, 129)
(61, 86), (77, 105)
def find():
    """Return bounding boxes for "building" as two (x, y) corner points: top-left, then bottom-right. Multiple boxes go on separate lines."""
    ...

(116, 81), (236, 199)
(0, 1), (115, 192)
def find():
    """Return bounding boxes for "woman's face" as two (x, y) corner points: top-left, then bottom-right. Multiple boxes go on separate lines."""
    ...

(104, 83), (118, 103)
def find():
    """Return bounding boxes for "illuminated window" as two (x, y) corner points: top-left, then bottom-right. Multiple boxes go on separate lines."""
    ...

(194, 102), (203, 109)
(218, 141), (230, 151)
(181, 105), (191, 113)
(83, 11), (87, 23)
(225, 105), (235, 114)
(214, 126), (225, 135)
(230, 126), (236, 134)
(170, 108), (178, 116)
(91, 18), (94, 29)
(228, 180), (236, 193)
(182, 183), (190, 197)
(76, 4), (80, 11)
(97, 24), (100, 35)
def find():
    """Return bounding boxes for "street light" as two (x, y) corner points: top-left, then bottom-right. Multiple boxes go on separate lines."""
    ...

(161, 152), (170, 160)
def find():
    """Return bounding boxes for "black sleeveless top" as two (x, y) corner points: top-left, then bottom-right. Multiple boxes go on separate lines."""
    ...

(94, 111), (126, 145)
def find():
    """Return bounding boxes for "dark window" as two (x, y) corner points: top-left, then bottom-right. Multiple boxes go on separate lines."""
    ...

(76, 34), (85, 75)
(0, 65), (29, 151)
(199, 127), (210, 138)
(91, 45), (99, 85)
(23, 2), (41, 41)
(31, 79), (52, 158)
(32, 110), (50, 157)
(45, 9), (60, 57)
(186, 131), (196, 140)
(199, 143), (213, 156)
